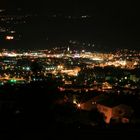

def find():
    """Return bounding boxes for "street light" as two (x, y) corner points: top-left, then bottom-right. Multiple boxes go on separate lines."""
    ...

(77, 104), (81, 108)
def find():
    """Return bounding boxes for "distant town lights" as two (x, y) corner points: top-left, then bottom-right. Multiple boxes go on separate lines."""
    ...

(77, 104), (81, 108)
(6, 35), (14, 40)
(57, 65), (63, 70)
(73, 99), (77, 104)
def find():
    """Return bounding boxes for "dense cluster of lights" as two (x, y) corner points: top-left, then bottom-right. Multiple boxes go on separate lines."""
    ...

(0, 49), (139, 92)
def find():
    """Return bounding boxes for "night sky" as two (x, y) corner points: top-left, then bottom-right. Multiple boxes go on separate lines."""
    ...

(1, 0), (140, 50)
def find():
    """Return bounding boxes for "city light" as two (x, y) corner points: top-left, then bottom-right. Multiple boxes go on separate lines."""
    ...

(6, 35), (14, 40)
(77, 104), (81, 108)
(0, 3), (140, 131)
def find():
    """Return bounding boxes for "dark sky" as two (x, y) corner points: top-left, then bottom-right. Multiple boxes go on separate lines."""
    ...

(1, 0), (140, 50)
(2, 0), (139, 26)
(1, 0), (138, 13)
(1, 0), (139, 21)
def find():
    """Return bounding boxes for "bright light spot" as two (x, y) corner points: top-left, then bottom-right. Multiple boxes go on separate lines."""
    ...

(10, 31), (16, 33)
(6, 36), (14, 40)
(10, 79), (17, 83)
(82, 50), (85, 53)
(26, 67), (30, 71)
(57, 65), (63, 70)
(73, 99), (77, 104)
(77, 104), (81, 108)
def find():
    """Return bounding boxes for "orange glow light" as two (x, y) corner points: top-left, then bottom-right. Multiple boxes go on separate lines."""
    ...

(6, 36), (14, 40)
(77, 104), (81, 108)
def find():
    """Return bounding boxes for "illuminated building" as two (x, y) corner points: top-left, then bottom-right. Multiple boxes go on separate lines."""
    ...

(97, 104), (133, 124)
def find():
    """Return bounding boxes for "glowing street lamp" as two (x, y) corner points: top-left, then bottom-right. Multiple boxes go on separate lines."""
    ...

(77, 104), (81, 108)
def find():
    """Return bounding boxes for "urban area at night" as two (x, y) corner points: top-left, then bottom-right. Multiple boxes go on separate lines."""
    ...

(0, 0), (140, 137)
